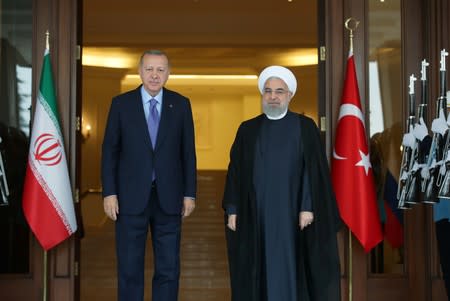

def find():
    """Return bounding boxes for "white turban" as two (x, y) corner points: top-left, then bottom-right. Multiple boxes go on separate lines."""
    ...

(257, 65), (297, 97)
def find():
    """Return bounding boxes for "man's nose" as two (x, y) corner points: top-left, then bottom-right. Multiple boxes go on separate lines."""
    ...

(269, 91), (278, 98)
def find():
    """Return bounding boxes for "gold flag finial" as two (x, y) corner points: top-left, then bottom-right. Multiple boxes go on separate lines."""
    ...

(45, 30), (50, 51)
(344, 18), (359, 53)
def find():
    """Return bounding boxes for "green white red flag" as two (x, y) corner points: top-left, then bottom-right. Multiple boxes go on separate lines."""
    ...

(22, 48), (77, 251)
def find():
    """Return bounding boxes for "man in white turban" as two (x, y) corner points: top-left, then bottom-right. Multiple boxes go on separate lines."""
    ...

(223, 66), (341, 301)
(258, 65), (297, 119)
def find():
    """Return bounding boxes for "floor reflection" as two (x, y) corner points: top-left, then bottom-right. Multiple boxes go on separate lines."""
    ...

(80, 170), (230, 301)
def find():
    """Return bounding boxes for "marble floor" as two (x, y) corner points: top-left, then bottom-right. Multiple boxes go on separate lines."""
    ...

(80, 170), (230, 301)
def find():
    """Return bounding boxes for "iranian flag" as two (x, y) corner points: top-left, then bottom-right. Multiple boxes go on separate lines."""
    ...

(22, 48), (77, 251)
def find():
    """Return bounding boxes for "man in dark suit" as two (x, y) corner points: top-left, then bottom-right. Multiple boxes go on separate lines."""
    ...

(101, 49), (196, 301)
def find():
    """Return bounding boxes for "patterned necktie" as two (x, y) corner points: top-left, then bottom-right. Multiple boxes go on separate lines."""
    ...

(148, 98), (160, 149)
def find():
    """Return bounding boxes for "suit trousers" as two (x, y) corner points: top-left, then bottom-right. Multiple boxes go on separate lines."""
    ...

(116, 182), (182, 301)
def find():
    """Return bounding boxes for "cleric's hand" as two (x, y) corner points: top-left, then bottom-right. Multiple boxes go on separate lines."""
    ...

(227, 214), (237, 231)
(299, 211), (314, 230)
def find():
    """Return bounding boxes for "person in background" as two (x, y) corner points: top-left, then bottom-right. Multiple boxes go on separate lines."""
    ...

(222, 65), (341, 301)
(101, 49), (196, 301)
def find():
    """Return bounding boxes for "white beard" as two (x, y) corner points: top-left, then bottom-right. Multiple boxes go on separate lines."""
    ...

(263, 103), (288, 119)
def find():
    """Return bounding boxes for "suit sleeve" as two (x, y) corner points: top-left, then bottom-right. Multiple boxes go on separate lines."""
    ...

(182, 98), (197, 198)
(101, 98), (121, 197)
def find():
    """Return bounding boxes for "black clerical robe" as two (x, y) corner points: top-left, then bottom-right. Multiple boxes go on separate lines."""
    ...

(223, 112), (341, 301)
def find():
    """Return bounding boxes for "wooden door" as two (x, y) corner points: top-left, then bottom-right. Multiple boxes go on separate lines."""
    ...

(324, 0), (448, 300)
(0, 0), (81, 300)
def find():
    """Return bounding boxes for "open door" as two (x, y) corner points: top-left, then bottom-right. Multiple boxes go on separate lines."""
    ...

(0, 0), (81, 300)
(325, 1), (449, 301)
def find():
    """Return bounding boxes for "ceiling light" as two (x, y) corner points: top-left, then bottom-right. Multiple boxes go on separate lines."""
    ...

(123, 74), (259, 88)
(172, 75), (257, 80)
(125, 74), (257, 80)
(82, 53), (135, 68)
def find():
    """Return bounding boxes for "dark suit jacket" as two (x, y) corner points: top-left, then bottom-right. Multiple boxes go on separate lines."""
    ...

(101, 86), (196, 215)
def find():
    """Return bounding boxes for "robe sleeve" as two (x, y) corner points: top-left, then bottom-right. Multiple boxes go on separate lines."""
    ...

(300, 172), (313, 212)
(223, 124), (244, 214)
(300, 115), (342, 301)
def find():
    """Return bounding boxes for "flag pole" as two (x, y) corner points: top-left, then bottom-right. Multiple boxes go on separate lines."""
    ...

(348, 230), (352, 301)
(24, 27), (77, 299)
(45, 30), (50, 50)
(42, 30), (50, 301)
(344, 17), (359, 301)
(345, 18), (359, 57)
(43, 250), (48, 301)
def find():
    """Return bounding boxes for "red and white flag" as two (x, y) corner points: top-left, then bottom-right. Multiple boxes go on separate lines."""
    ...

(22, 47), (77, 250)
(331, 51), (383, 252)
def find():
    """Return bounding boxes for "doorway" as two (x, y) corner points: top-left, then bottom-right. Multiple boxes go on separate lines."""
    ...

(80, 1), (319, 300)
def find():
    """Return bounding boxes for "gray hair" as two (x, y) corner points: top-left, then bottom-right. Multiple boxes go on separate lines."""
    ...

(139, 50), (171, 68)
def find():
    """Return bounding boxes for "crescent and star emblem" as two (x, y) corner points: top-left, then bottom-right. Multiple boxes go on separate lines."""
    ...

(333, 103), (372, 176)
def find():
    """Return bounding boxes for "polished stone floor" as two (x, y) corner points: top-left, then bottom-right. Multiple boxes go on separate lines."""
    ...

(80, 170), (230, 301)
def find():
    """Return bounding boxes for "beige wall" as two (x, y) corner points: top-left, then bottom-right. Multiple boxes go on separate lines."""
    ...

(123, 79), (263, 170)
(81, 65), (318, 193)
(81, 66), (128, 194)
(188, 93), (260, 170)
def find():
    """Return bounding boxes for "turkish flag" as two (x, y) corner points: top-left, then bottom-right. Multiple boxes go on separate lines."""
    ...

(331, 53), (383, 252)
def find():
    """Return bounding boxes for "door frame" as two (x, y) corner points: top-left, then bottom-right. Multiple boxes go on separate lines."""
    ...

(323, 0), (448, 300)
(0, 0), (81, 300)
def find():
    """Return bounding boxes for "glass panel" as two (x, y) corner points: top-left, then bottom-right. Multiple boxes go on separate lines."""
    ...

(368, 0), (404, 274)
(0, 0), (32, 274)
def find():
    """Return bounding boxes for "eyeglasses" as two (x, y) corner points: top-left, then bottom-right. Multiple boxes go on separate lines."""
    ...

(263, 88), (290, 96)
